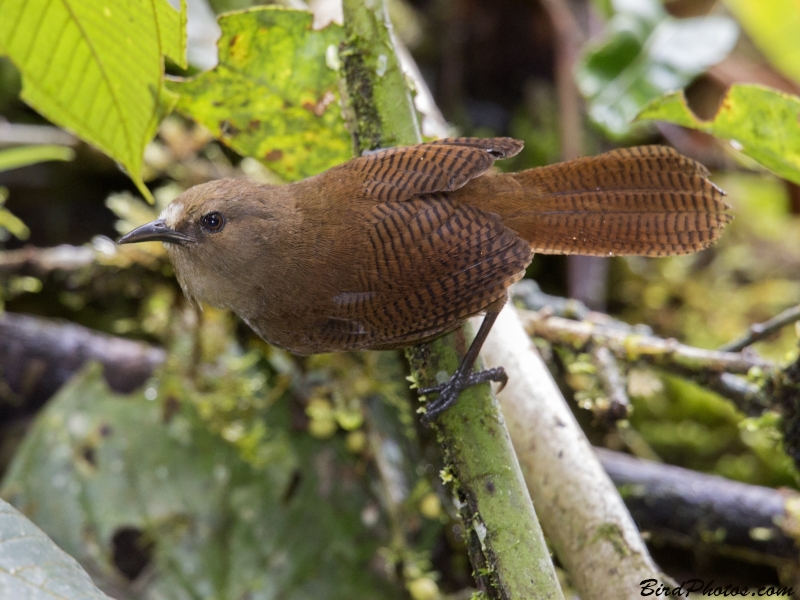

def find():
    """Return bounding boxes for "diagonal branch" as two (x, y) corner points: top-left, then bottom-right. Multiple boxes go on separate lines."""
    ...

(519, 309), (773, 375)
(340, 1), (563, 598)
(720, 304), (800, 352)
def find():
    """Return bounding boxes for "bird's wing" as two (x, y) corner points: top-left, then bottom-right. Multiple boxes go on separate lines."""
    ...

(328, 137), (523, 203)
(309, 193), (532, 351)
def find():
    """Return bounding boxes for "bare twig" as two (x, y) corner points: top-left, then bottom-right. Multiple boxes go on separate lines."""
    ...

(478, 305), (675, 599)
(707, 373), (769, 416)
(513, 284), (774, 413)
(591, 345), (630, 422)
(519, 309), (773, 375)
(720, 304), (800, 353)
(540, 0), (611, 310)
(0, 119), (77, 147)
(511, 280), (653, 334)
(597, 448), (800, 569)
(0, 312), (165, 415)
(0, 244), (97, 275)
(539, 0), (584, 162)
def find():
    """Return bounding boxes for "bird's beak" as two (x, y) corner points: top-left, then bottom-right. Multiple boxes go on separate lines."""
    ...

(118, 219), (195, 245)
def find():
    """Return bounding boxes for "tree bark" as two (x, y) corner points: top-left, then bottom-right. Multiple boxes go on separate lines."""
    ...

(340, 1), (563, 597)
(479, 304), (675, 599)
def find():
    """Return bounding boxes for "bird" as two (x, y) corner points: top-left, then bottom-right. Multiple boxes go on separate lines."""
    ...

(119, 137), (731, 420)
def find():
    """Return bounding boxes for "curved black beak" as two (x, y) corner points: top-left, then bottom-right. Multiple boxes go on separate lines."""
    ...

(118, 219), (195, 245)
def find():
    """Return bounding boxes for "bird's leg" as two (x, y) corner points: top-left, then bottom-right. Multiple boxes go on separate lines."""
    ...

(418, 310), (506, 423)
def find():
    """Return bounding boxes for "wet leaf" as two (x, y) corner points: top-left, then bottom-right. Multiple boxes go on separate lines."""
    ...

(169, 7), (352, 182)
(0, 0), (187, 202)
(723, 0), (800, 86)
(637, 84), (800, 185)
(0, 498), (112, 600)
(1, 363), (402, 600)
(575, 0), (738, 139)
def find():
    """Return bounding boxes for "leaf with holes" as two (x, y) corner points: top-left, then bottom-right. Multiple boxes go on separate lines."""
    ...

(575, 0), (738, 139)
(169, 7), (352, 182)
(0, 0), (187, 202)
(638, 84), (800, 185)
(1, 363), (403, 599)
(0, 498), (113, 600)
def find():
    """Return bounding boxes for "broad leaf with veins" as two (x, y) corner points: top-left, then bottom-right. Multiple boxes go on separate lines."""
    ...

(0, 0), (187, 202)
(169, 7), (352, 182)
(638, 84), (800, 185)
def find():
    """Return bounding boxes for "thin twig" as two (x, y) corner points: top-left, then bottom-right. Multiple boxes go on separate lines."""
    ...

(538, 0), (585, 162)
(0, 244), (97, 275)
(707, 373), (769, 416)
(720, 304), (800, 352)
(511, 280), (653, 334)
(591, 345), (630, 423)
(0, 120), (77, 147)
(513, 284), (773, 413)
(520, 309), (774, 375)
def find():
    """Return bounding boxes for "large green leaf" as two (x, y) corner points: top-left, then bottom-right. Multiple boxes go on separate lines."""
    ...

(0, 0), (187, 202)
(637, 84), (800, 185)
(1, 362), (402, 600)
(723, 0), (800, 86)
(158, 0), (189, 68)
(0, 498), (113, 600)
(169, 7), (352, 182)
(575, 0), (738, 139)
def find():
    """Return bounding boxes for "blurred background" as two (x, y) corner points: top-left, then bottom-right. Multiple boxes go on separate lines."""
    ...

(2, 0), (800, 597)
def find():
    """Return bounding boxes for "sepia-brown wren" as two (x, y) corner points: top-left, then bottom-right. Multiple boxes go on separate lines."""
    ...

(119, 138), (730, 420)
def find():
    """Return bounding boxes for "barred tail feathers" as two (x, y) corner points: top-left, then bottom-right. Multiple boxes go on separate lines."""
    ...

(491, 146), (731, 257)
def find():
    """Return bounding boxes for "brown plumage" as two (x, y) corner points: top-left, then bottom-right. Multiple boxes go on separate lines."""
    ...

(119, 137), (730, 418)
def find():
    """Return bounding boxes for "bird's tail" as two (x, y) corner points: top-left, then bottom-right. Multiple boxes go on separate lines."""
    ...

(480, 146), (732, 257)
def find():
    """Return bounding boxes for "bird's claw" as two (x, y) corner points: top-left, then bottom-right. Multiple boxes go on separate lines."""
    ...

(419, 366), (507, 425)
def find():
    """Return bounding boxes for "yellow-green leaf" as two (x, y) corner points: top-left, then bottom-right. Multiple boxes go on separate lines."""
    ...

(575, 0), (738, 139)
(637, 84), (800, 185)
(0, 188), (29, 241)
(723, 0), (800, 86)
(0, 0), (188, 202)
(169, 7), (351, 182)
(157, 0), (188, 68)
(0, 145), (74, 171)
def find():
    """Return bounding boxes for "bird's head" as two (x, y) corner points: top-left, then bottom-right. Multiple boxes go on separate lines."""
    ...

(119, 178), (284, 314)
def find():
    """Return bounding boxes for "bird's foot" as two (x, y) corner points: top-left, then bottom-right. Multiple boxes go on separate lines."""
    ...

(418, 366), (507, 424)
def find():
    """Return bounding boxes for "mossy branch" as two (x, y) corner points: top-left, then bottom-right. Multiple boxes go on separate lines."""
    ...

(340, 1), (563, 598)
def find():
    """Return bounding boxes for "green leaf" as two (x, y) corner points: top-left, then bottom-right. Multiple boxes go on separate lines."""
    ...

(0, 188), (30, 241)
(0, 145), (74, 172)
(1, 363), (402, 599)
(0, 498), (113, 600)
(637, 84), (800, 185)
(169, 7), (352, 182)
(723, 0), (800, 86)
(157, 0), (189, 69)
(0, 0), (188, 202)
(575, 0), (738, 139)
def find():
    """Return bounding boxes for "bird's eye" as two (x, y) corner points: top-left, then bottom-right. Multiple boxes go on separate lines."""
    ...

(201, 212), (224, 233)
